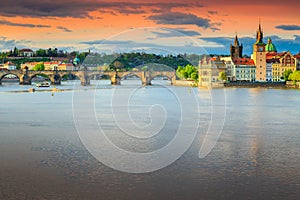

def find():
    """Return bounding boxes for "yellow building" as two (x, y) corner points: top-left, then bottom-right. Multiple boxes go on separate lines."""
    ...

(271, 52), (297, 82)
(44, 61), (60, 70)
(21, 62), (42, 70)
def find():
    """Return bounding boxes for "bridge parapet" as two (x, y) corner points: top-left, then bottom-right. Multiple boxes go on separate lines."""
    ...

(0, 69), (176, 86)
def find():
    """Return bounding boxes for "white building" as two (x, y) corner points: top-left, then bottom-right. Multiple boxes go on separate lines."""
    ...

(220, 56), (235, 81)
(232, 58), (256, 82)
(1, 62), (17, 70)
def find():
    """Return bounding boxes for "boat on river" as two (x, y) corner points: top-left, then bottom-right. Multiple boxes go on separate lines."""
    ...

(36, 81), (50, 87)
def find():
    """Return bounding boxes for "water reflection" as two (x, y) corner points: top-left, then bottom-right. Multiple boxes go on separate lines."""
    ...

(0, 84), (299, 199)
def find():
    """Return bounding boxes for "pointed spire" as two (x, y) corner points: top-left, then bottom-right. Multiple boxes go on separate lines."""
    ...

(256, 19), (264, 44)
(234, 33), (239, 46)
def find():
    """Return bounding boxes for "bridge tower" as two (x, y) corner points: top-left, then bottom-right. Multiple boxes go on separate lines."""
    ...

(20, 69), (31, 85)
(111, 72), (121, 85)
(51, 70), (61, 85)
(142, 71), (151, 86)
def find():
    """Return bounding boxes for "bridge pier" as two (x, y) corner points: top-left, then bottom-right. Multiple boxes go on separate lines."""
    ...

(111, 73), (121, 85)
(20, 74), (31, 85)
(171, 76), (177, 85)
(81, 79), (90, 86)
(51, 73), (61, 85)
(142, 71), (151, 86)
(142, 78), (151, 86)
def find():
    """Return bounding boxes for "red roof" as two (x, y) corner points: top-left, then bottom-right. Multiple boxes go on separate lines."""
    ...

(266, 58), (280, 63)
(294, 54), (300, 59)
(266, 52), (278, 59)
(233, 58), (255, 65)
(19, 48), (33, 52)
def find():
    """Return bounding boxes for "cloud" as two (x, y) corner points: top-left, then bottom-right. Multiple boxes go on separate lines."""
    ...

(275, 25), (300, 31)
(0, 1), (190, 18)
(0, 19), (50, 28)
(78, 38), (211, 55)
(150, 28), (201, 38)
(200, 35), (300, 55)
(208, 10), (218, 15)
(147, 12), (218, 29)
(56, 26), (72, 32)
(0, 37), (32, 51)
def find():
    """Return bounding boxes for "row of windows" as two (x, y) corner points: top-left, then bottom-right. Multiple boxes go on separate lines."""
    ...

(236, 75), (255, 78)
(236, 70), (255, 73)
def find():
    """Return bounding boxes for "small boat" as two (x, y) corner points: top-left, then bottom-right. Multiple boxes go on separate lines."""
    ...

(36, 81), (50, 87)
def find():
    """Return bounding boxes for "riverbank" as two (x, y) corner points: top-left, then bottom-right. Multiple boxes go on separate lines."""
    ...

(224, 82), (287, 88)
(173, 80), (197, 87)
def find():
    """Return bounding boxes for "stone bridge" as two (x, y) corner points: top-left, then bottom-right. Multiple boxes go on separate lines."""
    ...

(0, 69), (176, 86)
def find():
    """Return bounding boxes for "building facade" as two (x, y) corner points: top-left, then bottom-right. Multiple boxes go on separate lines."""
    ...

(252, 22), (267, 81)
(18, 49), (34, 57)
(271, 52), (297, 82)
(199, 56), (226, 86)
(232, 58), (256, 82)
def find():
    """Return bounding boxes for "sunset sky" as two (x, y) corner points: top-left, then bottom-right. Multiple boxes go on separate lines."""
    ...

(0, 0), (300, 55)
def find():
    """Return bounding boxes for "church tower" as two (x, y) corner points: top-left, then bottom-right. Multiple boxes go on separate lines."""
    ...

(253, 21), (267, 81)
(230, 34), (243, 58)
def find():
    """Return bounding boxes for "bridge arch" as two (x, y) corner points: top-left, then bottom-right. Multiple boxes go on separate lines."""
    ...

(59, 72), (80, 81)
(87, 71), (112, 80)
(30, 73), (51, 83)
(0, 73), (20, 84)
(120, 71), (143, 81)
(149, 71), (176, 85)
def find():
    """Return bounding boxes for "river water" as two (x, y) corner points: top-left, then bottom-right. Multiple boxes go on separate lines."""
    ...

(0, 80), (299, 200)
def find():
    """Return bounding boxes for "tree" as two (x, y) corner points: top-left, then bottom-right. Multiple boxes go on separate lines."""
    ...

(113, 61), (124, 71)
(33, 63), (45, 71)
(283, 69), (293, 81)
(219, 71), (227, 81)
(191, 72), (198, 81)
(13, 47), (19, 57)
(289, 70), (300, 83)
(141, 66), (148, 71)
(176, 64), (198, 80)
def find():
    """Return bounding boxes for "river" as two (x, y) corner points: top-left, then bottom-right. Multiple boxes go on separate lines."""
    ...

(0, 80), (299, 200)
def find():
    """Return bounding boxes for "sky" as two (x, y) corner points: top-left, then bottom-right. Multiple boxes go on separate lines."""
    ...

(0, 0), (300, 55)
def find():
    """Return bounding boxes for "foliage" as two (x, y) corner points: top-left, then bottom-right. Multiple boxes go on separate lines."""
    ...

(289, 70), (300, 83)
(283, 69), (293, 81)
(176, 64), (198, 81)
(32, 63), (45, 71)
(219, 71), (227, 81)
(141, 66), (148, 71)
(112, 61), (124, 71)
(107, 52), (191, 70)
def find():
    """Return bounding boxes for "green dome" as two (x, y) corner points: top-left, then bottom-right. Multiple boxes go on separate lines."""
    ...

(265, 38), (277, 52)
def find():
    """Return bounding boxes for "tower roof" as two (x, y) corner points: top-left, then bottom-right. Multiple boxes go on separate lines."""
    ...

(265, 38), (277, 52)
(234, 34), (239, 46)
(255, 21), (265, 45)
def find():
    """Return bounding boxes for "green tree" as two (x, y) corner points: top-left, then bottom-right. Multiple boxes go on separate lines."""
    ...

(191, 72), (198, 81)
(13, 47), (19, 57)
(113, 61), (124, 71)
(176, 64), (198, 80)
(289, 70), (300, 83)
(219, 71), (227, 81)
(283, 69), (293, 81)
(176, 66), (184, 79)
(141, 66), (148, 71)
(33, 63), (45, 71)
